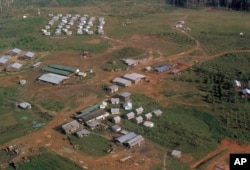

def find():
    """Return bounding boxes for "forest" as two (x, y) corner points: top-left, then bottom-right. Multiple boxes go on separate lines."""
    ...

(166, 0), (250, 11)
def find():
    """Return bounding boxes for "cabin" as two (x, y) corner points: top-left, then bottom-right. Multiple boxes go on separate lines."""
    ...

(134, 116), (143, 124)
(20, 52), (35, 60)
(18, 102), (31, 109)
(111, 108), (120, 115)
(112, 116), (121, 124)
(123, 101), (132, 110)
(144, 112), (153, 120)
(125, 112), (135, 120)
(86, 120), (100, 130)
(62, 120), (80, 134)
(111, 98), (120, 104)
(143, 121), (154, 128)
(112, 77), (132, 87)
(153, 109), (163, 116)
(135, 107), (144, 115)
(107, 85), (119, 93)
(75, 129), (90, 138)
(111, 125), (121, 132)
(122, 73), (146, 84)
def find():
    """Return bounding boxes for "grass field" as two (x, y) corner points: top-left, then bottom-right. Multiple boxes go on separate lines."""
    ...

(7, 150), (82, 170)
(0, 86), (52, 145)
(68, 134), (112, 157)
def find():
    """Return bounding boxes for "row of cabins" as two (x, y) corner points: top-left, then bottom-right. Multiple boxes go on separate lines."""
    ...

(112, 73), (146, 87)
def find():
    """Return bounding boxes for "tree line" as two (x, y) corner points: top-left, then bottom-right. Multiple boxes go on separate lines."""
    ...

(166, 0), (250, 11)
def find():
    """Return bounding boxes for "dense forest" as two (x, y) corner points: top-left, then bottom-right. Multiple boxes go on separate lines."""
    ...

(167, 0), (250, 11)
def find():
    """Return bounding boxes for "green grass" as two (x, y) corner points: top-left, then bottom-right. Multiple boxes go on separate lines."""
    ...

(68, 134), (111, 157)
(187, 10), (250, 55)
(7, 150), (82, 170)
(166, 156), (190, 170)
(38, 99), (65, 112)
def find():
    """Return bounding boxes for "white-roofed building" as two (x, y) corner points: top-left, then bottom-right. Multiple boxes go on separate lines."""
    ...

(134, 116), (143, 124)
(122, 73), (146, 84)
(234, 80), (241, 87)
(0, 55), (11, 65)
(62, 120), (80, 134)
(18, 102), (31, 109)
(112, 77), (132, 87)
(6, 62), (23, 72)
(143, 121), (154, 128)
(6, 48), (22, 56)
(135, 107), (144, 115)
(38, 73), (69, 85)
(171, 150), (182, 158)
(75, 129), (90, 138)
(20, 51), (35, 60)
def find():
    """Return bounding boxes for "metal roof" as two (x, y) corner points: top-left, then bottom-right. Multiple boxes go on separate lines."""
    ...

(119, 92), (131, 98)
(112, 77), (132, 86)
(7, 62), (22, 69)
(42, 66), (70, 76)
(80, 109), (106, 122)
(24, 51), (35, 58)
(62, 120), (79, 131)
(76, 129), (90, 136)
(123, 73), (146, 82)
(78, 104), (99, 115)
(115, 132), (137, 143)
(38, 73), (69, 84)
(11, 48), (21, 54)
(0, 58), (9, 64)
(155, 65), (172, 72)
(49, 64), (79, 73)
(125, 135), (144, 147)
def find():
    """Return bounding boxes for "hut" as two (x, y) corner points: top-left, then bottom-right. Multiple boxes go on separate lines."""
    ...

(134, 116), (143, 124)
(125, 112), (135, 120)
(75, 129), (90, 138)
(112, 116), (121, 124)
(6, 62), (23, 72)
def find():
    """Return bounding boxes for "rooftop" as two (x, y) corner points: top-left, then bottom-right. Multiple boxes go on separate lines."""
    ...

(38, 73), (69, 84)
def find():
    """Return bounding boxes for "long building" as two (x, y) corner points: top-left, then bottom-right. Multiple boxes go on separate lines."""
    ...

(42, 66), (70, 76)
(48, 64), (79, 73)
(38, 73), (69, 84)
(76, 109), (106, 123)
(112, 77), (132, 87)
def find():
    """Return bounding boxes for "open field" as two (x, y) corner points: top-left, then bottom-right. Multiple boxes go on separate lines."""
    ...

(0, 0), (250, 170)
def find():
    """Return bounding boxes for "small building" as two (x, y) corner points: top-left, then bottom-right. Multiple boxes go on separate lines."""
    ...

(122, 73), (146, 84)
(111, 125), (121, 132)
(18, 102), (31, 109)
(75, 129), (90, 138)
(118, 92), (131, 102)
(62, 120), (80, 134)
(20, 52), (35, 60)
(100, 101), (108, 109)
(112, 77), (132, 87)
(125, 112), (135, 120)
(170, 69), (180, 74)
(19, 79), (27, 85)
(122, 59), (139, 66)
(153, 109), (163, 116)
(135, 107), (143, 115)
(124, 135), (144, 148)
(0, 55), (11, 65)
(111, 98), (120, 104)
(77, 72), (87, 78)
(38, 73), (69, 85)
(86, 120), (100, 130)
(242, 88), (250, 95)
(234, 80), (241, 88)
(111, 108), (120, 115)
(112, 116), (121, 124)
(144, 66), (152, 72)
(107, 85), (119, 93)
(155, 65), (172, 73)
(31, 62), (42, 68)
(123, 101), (132, 110)
(171, 150), (182, 158)
(6, 62), (23, 72)
(77, 109), (106, 123)
(134, 116), (143, 124)
(143, 121), (154, 128)
(6, 48), (22, 56)
(144, 112), (153, 120)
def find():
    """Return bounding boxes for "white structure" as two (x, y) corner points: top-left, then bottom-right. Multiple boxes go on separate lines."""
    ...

(144, 112), (153, 120)
(111, 108), (120, 115)
(134, 116), (143, 124)
(112, 116), (121, 124)
(135, 107), (144, 115)
(171, 150), (182, 158)
(111, 98), (120, 104)
(153, 109), (163, 116)
(143, 121), (154, 128)
(20, 51), (35, 60)
(18, 102), (31, 109)
(38, 73), (69, 85)
(6, 62), (23, 72)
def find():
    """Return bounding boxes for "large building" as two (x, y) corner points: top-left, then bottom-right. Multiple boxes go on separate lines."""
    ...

(38, 73), (69, 84)
(112, 77), (132, 87)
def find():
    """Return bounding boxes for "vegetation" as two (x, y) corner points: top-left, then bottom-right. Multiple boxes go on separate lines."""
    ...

(68, 134), (112, 157)
(39, 99), (65, 112)
(7, 150), (82, 170)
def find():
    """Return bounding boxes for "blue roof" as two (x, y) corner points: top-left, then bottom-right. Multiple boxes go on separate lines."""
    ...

(155, 65), (172, 72)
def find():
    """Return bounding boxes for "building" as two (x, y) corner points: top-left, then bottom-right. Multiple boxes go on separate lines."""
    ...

(155, 65), (172, 73)
(111, 108), (120, 115)
(144, 112), (153, 120)
(111, 98), (120, 104)
(234, 80), (241, 88)
(171, 150), (182, 158)
(38, 73), (69, 85)
(62, 120), (80, 134)
(0, 55), (11, 65)
(19, 79), (27, 85)
(170, 69), (180, 74)
(111, 125), (121, 132)
(122, 59), (139, 66)
(144, 66), (152, 72)
(135, 107), (143, 115)
(143, 121), (154, 128)
(125, 112), (135, 120)
(20, 52), (35, 60)
(107, 85), (119, 93)
(75, 129), (90, 138)
(134, 116), (143, 124)
(123, 101), (132, 110)
(122, 73), (146, 84)
(6, 48), (21, 56)
(124, 135), (144, 148)
(31, 62), (42, 68)
(86, 120), (100, 130)
(6, 62), (23, 72)
(42, 66), (71, 76)
(242, 88), (250, 95)
(77, 109), (106, 123)
(118, 92), (131, 102)
(115, 132), (137, 144)
(112, 77), (132, 87)
(18, 102), (31, 109)
(153, 109), (163, 116)
(112, 116), (121, 124)
(48, 64), (79, 73)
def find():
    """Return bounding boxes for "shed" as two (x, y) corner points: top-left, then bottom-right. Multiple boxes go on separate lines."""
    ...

(135, 107), (144, 115)
(144, 112), (153, 120)
(112, 116), (121, 124)
(86, 120), (100, 130)
(125, 112), (135, 120)
(62, 120), (80, 134)
(107, 85), (119, 93)
(153, 109), (163, 116)
(76, 129), (90, 138)
(115, 132), (137, 144)
(242, 88), (250, 95)
(6, 62), (23, 72)
(18, 102), (31, 109)
(122, 73), (146, 84)
(134, 116), (143, 124)
(38, 73), (69, 85)
(171, 150), (182, 158)
(111, 108), (120, 115)
(234, 80), (241, 87)
(123, 101), (132, 110)
(122, 59), (138, 66)
(112, 77), (132, 87)
(143, 121), (154, 128)
(118, 92), (131, 102)
(20, 52), (35, 60)
(124, 135), (144, 148)
(0, 55), (11, 65)
(42, 66), (70, 76)
(6, 48), (21, 56)
(111, 98), (120, 104)
(48, 64), (79, 73)
(155, 65), (172, 73)
(111, 125), (121, 132)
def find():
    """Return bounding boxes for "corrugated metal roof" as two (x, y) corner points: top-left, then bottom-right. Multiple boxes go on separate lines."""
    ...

(155, 65), (172, 72)
(80, 109), (106, 122)
(48, 64), (79, 73)
(119, 92), (131, 98)
(0, 58), (9, 64)
(76, 129), (90, 136)
(79, 104), (99, 115)
(38, 73), (69, 84)
(62, 120), (79, 131)
(123, 73), (146, 82)
(115, 132), (137, 143)
(7, 62), (22, 69)
(112, 77), (132, 86)
(42, 66), (70, 76)
(24, 51), (35, 58)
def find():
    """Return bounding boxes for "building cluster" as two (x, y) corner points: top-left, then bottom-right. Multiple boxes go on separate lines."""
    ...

(0, 48), (35, 72)
(61, 90), (163, 148)
(41, 13), (105, 36)
(37, 64), (87, 85)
